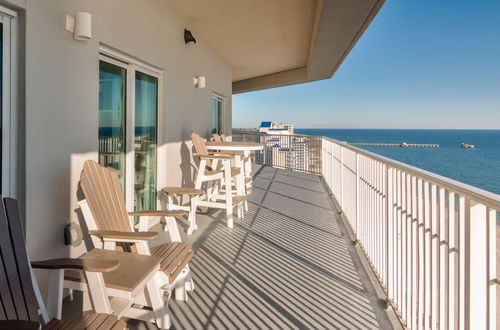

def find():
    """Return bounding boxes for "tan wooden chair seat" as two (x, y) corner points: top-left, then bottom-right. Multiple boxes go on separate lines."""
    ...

(64, 249), (161, 292)
(161, 187), (204, 196)
(42, 313), (126, 330)
(151, 242), (195, 284)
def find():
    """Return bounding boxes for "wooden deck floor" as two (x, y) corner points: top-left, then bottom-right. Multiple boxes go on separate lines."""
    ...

(65, 165), (394, 329)
(153, 166), (393, 329)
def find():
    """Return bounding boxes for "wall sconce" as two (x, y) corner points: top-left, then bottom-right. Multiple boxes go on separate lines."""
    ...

(194, 76), (206, 88)
(184, 29), (196, 44)
(65, 12), (92, 41)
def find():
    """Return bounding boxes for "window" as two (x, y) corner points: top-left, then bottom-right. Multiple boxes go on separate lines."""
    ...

(98, 52), (160, 211)
(211, 95), (224, 134)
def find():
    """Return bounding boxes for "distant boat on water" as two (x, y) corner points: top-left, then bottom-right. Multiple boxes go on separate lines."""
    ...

(461, 143), (475, 149)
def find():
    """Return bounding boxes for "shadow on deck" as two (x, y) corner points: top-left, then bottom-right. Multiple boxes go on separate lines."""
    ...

(161, 165), (393, 329)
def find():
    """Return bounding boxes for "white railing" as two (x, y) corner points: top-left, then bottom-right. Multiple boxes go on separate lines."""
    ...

(232, 132), (322, 173)
(321, 137), (499, 330)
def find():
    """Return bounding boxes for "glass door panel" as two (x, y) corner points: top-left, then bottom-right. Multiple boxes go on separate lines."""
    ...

(211, 95), (223, 134)
(134, 71), (158, 211)
(98, 60), (126, 188)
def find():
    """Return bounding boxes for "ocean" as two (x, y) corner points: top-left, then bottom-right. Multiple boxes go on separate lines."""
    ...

(295, 129), (500, 196)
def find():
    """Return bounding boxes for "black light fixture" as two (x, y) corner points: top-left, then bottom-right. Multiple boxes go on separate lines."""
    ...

(184, 29), (196, 44)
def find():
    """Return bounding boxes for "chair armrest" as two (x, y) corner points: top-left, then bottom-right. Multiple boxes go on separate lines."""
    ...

(193, 153), (234, 160)
(128, 210), (187, 217)
(31, 258), (119, 273)
(89, 230), (158, 241)
(0, 320), (40, 330)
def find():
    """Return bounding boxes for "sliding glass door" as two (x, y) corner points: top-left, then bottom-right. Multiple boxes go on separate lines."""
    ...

(134, 71), (158, 211)
(98, 60), (126, 188)
(98, 55), (159, 211)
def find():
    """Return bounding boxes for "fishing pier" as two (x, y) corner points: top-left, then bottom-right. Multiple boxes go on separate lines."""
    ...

(350, 142), (439, 148)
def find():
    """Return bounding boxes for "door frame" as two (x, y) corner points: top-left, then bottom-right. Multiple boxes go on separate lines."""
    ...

(99, 47), (163, 211)
(0, 6), (18, 197)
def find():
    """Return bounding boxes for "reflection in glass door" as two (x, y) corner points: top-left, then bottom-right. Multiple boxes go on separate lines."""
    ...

(98, 60), (126, 188)
(134, 71), (158, 211)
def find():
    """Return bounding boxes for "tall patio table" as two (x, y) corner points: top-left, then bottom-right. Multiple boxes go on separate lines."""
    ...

(205, 141), (264, 191)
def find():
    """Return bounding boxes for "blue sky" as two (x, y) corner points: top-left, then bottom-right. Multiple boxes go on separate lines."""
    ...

(233, 0), (500, 129)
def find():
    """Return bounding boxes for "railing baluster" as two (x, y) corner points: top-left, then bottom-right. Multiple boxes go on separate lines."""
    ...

(411, 175), (419, 330)
(448, 192), (459, 330)
(439, 187), (449, 330)
(424, 181), (431, 329)
(431, 184), (439, 329)
(387, 166), (394, 301)
(465, 200), (488, 328)
(487, 208), (497, 330)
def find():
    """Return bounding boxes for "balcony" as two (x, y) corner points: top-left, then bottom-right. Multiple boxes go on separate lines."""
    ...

(63, 164), (396, 329)
(63, 133), (499, 330)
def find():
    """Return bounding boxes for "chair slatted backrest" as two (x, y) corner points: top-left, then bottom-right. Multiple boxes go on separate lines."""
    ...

(0, 197), (40, 322)
(192, 133), (214, 170)
(211, 134), (222, 142)
(80, 160), (132, 232)
(191, 133), (209, 156)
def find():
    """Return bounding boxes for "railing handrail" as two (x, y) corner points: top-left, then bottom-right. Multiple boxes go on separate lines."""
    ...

(321, 136), (500, 210)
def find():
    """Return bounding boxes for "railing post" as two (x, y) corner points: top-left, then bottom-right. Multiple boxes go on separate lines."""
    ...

(464, 199), (488, 329)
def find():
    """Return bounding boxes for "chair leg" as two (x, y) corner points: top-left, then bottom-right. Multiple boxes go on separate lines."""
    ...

(224, 160), (234, 228)
(145, 277), (171, 329)
(240, 204), (245, 219)
(175, 284), (188, 302)
(185, 268), (195, 292)
(187, 196), (199, 235)
(47, 269), (64, 320)
(236, 170), (246, 216)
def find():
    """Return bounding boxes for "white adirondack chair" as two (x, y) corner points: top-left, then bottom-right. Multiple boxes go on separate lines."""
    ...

(191, 132), (246, 228)
(77, 160), (195, 305)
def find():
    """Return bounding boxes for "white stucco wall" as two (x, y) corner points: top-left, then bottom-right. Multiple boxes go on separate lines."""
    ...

(1, 0), (232, 290)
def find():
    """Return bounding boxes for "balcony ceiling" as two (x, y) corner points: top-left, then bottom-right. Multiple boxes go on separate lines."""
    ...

(169, 0), (385, 93)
